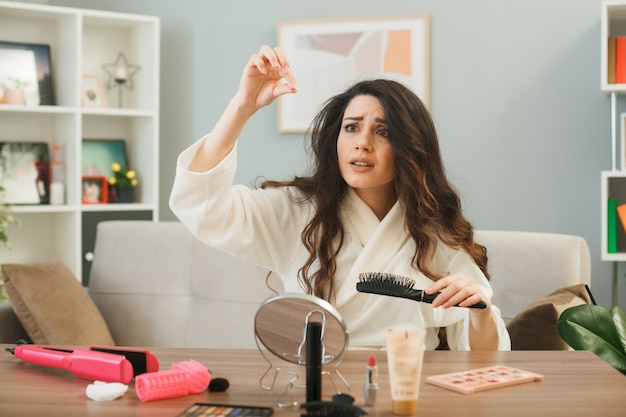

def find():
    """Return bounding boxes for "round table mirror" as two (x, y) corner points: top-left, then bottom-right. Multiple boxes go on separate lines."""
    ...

(254, 293), (348, 366)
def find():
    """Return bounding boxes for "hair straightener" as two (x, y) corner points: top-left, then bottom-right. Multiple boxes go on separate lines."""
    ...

(6, 341), (222, 401)
(5, 342), (159, 383)
(356, 272), (487, 309)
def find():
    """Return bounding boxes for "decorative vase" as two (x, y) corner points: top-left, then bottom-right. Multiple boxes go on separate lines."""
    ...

(116, 187), (135, 203)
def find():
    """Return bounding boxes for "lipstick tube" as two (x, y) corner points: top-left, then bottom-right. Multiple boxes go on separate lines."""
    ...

(364, 353), (379, 406)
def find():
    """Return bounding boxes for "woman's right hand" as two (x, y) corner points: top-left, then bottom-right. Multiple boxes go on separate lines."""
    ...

(234, 45), (297, 113)
(186, 45), (297, 173)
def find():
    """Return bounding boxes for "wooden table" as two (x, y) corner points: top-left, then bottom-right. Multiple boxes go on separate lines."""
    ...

(1, 345), (625, 416)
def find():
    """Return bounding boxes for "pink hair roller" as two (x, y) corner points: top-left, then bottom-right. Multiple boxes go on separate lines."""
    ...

(134, 360), (211, 402)
(170, 359), (212, 394)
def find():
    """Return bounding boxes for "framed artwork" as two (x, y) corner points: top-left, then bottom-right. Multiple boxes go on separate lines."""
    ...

(81, 175), (108, 204)
(277, 15), (430, 132)
(0, 41), (54, 106)
(0, 142), (50, 204)
(81, 139), (128, 178)
(81, 74), (107, 108)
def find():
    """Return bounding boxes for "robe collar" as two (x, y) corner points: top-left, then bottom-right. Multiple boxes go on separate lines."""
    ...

(335, 188), (410, 308)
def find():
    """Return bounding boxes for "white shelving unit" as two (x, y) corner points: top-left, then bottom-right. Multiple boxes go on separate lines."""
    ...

(0, 1), (159, 283)
(600, 1), (626, 305)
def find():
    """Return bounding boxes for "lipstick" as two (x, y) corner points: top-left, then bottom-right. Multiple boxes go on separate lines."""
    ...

(364, 353), (379, 407)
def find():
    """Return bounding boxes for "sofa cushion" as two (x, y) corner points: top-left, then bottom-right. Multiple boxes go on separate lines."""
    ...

(506, 284), (591, 350)
(1, 258), (115, 346)
(475, 230), (591, 323)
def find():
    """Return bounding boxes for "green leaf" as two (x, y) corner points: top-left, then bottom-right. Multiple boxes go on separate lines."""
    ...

(610, 305), (626, 356)
(557, 304), (626, 374)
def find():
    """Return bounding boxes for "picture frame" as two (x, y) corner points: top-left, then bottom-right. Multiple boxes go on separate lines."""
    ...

(81, 139), (128, 178)
(277, 15), (430, 132)
(82, 175), (108, 204)
(81, 74), (107, 108)
(0, 142), (50, 205)
(0, 41), (54, 106)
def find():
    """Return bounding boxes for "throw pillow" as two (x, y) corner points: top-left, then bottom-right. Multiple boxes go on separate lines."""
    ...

(2, 258), (115, 346)
(507, 284), (591, 350)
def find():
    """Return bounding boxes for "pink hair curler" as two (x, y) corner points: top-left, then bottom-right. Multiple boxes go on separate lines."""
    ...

(134, 360), (211, 402)
(171, 359), (211, 394)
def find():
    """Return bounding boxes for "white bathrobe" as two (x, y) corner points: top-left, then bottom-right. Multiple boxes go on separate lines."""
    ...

(169, 137), (511, 351)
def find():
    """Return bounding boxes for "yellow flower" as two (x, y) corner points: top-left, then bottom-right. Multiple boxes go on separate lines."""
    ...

(110, 162), (137, 189)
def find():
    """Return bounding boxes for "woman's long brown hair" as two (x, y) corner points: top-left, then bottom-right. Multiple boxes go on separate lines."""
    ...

(261, 79), (488, 301)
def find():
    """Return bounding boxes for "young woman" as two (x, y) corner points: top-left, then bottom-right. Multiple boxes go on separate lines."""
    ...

(169, 45), (510, 350)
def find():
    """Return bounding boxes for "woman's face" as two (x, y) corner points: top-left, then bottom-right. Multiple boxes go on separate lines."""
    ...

(336, 94), (396, 203)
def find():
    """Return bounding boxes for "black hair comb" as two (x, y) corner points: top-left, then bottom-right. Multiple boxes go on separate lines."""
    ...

(356, 272), (487, 309)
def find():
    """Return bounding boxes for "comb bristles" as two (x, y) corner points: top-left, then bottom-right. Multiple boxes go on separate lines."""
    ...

(358, 272), (415, 290)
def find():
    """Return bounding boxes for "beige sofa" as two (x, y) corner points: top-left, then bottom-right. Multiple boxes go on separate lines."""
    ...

(0, 221), (592, 349)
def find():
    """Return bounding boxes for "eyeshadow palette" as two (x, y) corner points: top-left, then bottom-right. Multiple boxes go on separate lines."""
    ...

(177, 403), (273, 416)
(426, 365), (544, 394)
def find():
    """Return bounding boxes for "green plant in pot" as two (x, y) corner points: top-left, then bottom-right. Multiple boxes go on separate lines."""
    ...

(108, 162), (138, 203)
(557, 303), (626, 375)
(0, 184), (20, 302)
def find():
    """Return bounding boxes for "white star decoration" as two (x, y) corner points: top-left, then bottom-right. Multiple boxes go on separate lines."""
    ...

(102, 52), (140, 90)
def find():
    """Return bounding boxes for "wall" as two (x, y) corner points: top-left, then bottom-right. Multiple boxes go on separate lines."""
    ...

(45, 0), (623, 309)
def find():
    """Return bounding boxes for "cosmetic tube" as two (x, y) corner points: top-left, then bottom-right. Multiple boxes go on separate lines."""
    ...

(386, 329), (425, 415)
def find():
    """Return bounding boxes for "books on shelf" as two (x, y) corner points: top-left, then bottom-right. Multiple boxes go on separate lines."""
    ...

(609, 36), (616, 84)
(609, 199), (617, 253)
(606, 199), (626, 253)
(608, 36), (626, 84)
(618, 203), (626, 233)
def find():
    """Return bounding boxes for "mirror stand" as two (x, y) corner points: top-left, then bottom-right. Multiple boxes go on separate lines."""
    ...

(256, 334), (350, 408)
(254, 294), (350, 408)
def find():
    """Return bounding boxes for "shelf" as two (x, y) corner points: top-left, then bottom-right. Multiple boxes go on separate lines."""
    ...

(0, 1), (159, 283)
(601, 171), (626, 260)
(81, 108), (154, 118)
(0, 105), (76, 114)
(11, 205), (76, 214)
(602, 1), (626, 91)
(79, 203), (154, 212)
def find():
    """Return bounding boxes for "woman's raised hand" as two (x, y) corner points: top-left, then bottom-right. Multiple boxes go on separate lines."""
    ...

(186, 46), (297, 172)
(235, 45), (297, 112)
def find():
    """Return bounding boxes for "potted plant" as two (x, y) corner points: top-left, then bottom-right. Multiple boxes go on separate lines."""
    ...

(108, 162), (138, 203)
(557, 303), (626, 375)
(0, 185), (20, 301)
(0, 77), (30, 105)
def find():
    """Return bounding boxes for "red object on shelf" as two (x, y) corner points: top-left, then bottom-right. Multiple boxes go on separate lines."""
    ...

(615, 36), (626, 83)
(82, 175), (108, 204)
